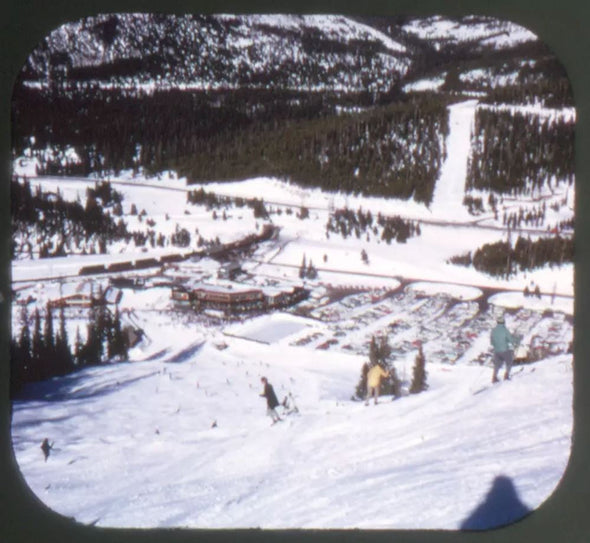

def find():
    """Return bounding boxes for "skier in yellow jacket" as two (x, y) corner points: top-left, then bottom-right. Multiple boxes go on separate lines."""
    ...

(365, 363), (390, 405)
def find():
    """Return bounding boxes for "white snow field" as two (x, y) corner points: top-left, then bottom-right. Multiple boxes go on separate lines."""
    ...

(10, 98), (575, 530)
(10, 325), (573, 530)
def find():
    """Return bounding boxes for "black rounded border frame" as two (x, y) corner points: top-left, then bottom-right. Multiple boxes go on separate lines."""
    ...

(1, 1), (588, 542)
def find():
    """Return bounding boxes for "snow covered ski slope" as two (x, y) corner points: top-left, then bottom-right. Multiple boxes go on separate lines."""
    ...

(429, 100), (478, 219)
(10, 331), (572, 529)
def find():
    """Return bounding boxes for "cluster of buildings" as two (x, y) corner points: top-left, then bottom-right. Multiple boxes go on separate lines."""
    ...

(26, 265), (309, 323)
(21, 223), (307, 318)
(171, 281), (309, 315)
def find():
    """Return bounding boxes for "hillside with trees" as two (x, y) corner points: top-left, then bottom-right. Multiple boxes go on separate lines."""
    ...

(466, 108), (575, 196)
(11, 14), (574, 208)
(10, 299), (130, 396)
(10, 14), (575, 274)
(11, 178), (128, 259)
(12, 87), (449, 204)
(449, 235), (574, 279)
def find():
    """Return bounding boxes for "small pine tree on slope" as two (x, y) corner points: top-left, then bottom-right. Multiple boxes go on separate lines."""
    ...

(354, 362), (370, 400)
(410, 345), (428, 394)
(354, 335), (402, 400)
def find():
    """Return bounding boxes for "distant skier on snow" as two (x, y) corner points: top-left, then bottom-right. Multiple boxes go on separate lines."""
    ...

(41, 438), (53, 462)
(260, 377), (282, 424)
(490, 314), (519, 383)
(365, 363), (390, 405)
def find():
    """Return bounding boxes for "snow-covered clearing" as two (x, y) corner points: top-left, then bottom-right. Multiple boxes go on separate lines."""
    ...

(429, 100), (477, 219)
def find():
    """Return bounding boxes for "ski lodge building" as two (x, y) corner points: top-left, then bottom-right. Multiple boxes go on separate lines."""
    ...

(171, 281), (308, 315)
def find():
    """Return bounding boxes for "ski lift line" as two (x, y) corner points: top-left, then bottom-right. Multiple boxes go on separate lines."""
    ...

(30, 175), (190, 194)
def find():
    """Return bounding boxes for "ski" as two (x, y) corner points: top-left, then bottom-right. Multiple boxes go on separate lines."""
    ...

(472, 366), (528, 395)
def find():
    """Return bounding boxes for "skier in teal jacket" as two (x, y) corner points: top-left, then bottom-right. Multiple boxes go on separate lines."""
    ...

(490, 314), (518, 383)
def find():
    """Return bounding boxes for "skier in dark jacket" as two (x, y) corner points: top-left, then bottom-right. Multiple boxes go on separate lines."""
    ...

(260, 377), (282, 423)
(41, 438), (53, 462)
(490, 314), (518, 383)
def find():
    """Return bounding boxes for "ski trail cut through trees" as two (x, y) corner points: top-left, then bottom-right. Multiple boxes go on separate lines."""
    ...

(429, 100), (478, 220)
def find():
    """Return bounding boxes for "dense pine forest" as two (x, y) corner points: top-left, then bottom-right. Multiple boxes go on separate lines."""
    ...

(12, 86), (449, 204)
(11, 83), (574, 207)
(449, 234), (574, 278)
(10, 300), (130, 395)
(466, 107), (575, 195)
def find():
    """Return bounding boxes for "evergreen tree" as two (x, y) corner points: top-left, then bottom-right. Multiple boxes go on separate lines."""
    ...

(354, 362), (370, 400)
(108, 306), (128, 361)
(369, 335), (392, 367)
(384, 362), (402, 399)
(361, 248), (369, 264)
(409, 344), (428, 394)
(17, 307), (33, 381)
(368, 335), (380, 366)
(252, 198), (268, 219)
(84, 319), (101, 366)
(55, 307), (74, 375)
(74, 327), (84, 366)
(299, 254), (307, 279)
(43, 303), (56, 371)
(31, 308), (45, 380)
(81, 299), (106, 366)
(298, 206), (309, 220)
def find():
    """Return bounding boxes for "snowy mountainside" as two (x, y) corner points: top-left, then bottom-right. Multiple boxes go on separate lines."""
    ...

(22, 14), (411, 92)
(401, 14), (538, 50)
(12, 13), (573, 197)
(19, 13), (547, 95)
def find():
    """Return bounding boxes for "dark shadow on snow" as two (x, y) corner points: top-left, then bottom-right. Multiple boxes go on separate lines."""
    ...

(12, 342), (205, 403)
(166, 341), (204, 363)
(12, 365), (160, 403)
(460, 475), (531, 531)
(140, 347), (170, 361)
